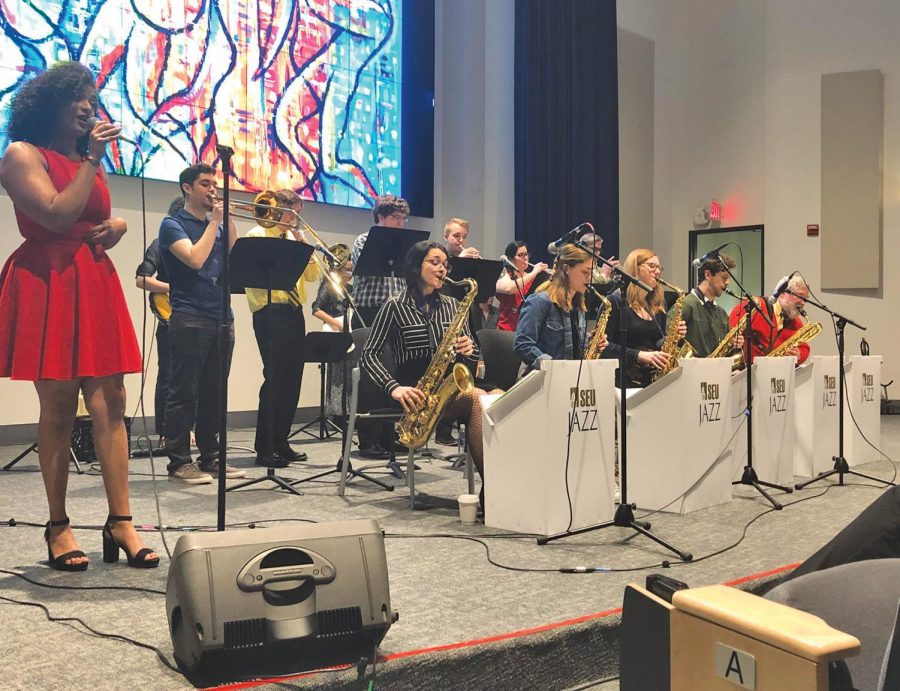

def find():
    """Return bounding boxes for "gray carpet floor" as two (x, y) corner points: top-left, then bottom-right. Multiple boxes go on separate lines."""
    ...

(1, 417), (899, 690)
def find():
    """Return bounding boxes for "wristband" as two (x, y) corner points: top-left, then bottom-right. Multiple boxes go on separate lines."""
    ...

(84, 155), (102, 167)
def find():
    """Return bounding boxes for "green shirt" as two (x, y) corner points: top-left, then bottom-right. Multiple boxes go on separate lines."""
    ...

(666, 290), (729, 358)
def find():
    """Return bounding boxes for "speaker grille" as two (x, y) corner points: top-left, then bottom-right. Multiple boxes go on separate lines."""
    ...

(224, 618), (267, 648)
(318, 607), (363, 637)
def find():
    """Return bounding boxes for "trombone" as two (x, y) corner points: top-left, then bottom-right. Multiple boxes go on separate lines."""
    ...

(223, 190), (359, 314)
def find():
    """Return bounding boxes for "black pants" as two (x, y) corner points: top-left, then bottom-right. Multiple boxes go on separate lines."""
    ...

(252, 304), (307, 454)
(154, 320), (171, 436)
(164, 312), (234, 471)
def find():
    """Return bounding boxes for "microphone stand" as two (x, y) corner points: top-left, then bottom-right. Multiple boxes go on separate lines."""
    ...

(215, 144), (234, 532)
(792, 294), (893, 489)
(539, 261), (692, 563)
(722, 264), (793, 509)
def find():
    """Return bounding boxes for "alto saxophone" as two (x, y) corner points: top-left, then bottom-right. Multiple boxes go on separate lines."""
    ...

(768, 313), (821, 357)
(397, 277), (479, 449)
(651, 278), (695, 382)
(584, 286), (612, 360)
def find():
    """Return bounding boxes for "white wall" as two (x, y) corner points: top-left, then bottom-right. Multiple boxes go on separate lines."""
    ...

(618, 0), (900, 384)
(0, 0), (516, 428)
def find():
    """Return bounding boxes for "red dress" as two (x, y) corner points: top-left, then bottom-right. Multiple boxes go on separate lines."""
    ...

(496, 275), (536, 332)
(0, 147), (142, 380)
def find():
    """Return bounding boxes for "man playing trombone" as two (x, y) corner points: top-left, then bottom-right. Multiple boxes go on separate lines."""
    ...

(244, 189), (321, 468)
(159, 163), (243, 483)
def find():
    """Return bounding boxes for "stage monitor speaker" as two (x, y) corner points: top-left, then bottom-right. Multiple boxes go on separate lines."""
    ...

(166, 519), (397, 674)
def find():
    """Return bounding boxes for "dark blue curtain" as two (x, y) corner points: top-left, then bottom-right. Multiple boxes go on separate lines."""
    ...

(514, 0), (619, 263)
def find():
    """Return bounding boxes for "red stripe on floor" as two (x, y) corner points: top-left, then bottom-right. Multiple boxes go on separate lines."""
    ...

(206, 562), (800, 690)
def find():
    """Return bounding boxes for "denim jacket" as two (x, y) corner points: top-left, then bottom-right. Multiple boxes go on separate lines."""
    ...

(513, 291), (586, 370)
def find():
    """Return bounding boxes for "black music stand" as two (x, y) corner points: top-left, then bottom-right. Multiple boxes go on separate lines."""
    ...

(793, 296), (894, 490)
(448, 257), (504, 303)
(3, 443), (83, 473)
(355, 225), (429, 284)
(293, 331), (352, 440)
(226, 236), (314, 496)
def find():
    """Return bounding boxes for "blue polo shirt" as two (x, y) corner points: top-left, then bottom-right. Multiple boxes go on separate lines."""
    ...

(159, 208), (233, 320)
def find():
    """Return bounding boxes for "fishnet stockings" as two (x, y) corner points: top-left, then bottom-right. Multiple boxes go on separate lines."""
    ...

(442, 387), (500, 476)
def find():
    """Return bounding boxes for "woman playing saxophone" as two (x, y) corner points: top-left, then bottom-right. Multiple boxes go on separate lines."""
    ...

(602, 248), (687, 388)
(514, 244), (605, 371)
(360, 241), (490, 480)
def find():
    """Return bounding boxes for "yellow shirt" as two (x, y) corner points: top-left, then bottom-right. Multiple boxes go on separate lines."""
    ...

(244, 225), (322, 313)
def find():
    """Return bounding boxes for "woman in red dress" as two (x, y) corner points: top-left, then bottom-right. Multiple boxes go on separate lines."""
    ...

(494, 241), (550, 331)
(0, 62), (158, 570)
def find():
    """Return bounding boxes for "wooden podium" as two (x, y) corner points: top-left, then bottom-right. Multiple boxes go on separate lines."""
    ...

(793, 356), (840, 479)
(730, 357), (797, 486)
(482, 359), (616, 536)
(843, 355), (882, 465)
(621, 358), (735, 514)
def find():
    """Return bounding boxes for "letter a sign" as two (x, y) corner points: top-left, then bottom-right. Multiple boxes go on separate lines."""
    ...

(714, 643), (756, 689)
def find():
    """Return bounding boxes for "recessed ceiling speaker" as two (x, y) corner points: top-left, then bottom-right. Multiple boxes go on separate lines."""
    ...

(166, 519), (397, 674)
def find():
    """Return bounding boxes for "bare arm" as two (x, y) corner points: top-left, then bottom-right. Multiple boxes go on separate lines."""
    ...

(136, 275), (170, 294)
(312, 309), (344, 331)
(168, 202), (223, 270)
(0, 124), (121, 233)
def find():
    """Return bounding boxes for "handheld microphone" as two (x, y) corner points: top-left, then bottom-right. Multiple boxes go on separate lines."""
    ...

(547, 222), (593, 255)
(691, 242), (731, 269)
(85, 116), (139, 146)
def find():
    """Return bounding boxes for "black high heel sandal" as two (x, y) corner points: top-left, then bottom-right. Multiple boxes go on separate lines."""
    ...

(45, 517), (88, 572)
(102, 515), (160, 569)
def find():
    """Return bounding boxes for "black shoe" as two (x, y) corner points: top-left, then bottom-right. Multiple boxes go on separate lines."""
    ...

(255, 453), (290, 468)
(359, 444), (391, 460)
(434, 433), (457, 446)
(276, 446), (308, 463)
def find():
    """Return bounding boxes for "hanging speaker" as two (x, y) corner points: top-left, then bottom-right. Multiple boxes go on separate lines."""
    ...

(165, 519), (396, 674)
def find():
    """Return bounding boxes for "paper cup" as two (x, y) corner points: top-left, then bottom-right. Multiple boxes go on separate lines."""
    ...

(458, 494), (479, 524)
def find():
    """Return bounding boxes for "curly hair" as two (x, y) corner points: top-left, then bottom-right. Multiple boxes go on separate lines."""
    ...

(7, 61), (97, 153)
(372, 194), (410, 223)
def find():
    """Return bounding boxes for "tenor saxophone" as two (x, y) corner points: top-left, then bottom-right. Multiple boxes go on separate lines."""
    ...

(651, 278), (695, 382)
(584, 286), (612, 360)
(768, 314), (821, 357)
(709, 312), (748, 370)
(397, 277), (479, 449)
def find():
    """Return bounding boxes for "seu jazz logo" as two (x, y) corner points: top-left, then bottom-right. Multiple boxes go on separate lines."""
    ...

(822, 374), (837, 408)
(699, 382), (722, 426)
(769, 377), (787, 414)
(568, 387), (598, 432)
(861, 372), (875, 404)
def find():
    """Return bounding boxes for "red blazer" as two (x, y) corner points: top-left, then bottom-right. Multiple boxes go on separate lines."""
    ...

(728, 297), (810, 365)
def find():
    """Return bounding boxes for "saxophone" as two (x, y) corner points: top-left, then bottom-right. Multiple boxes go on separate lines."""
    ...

(584, 286), (612, 360)
(768, 312), (821, 357)
(651, 278), (695, 382)
(709, 312), (748, 371)
(397, 277), (478, 449)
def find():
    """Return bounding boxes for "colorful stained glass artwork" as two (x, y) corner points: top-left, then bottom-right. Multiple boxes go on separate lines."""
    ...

(0, 0), (402, 209)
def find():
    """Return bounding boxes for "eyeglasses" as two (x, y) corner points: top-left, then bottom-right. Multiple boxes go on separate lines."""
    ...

(424, 258), (449, 269)
(388, 212), (408, 222)
(642, 262), (663, 272)
(515, 251), (530, 258)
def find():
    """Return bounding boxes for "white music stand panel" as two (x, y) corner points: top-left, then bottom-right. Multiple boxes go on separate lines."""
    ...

(843, 355), (882, 465)
(622, 358), (734, 514)
(793, 356), (840, 478)
(482, 360), (616, 536)
(729, 357), (797, 486)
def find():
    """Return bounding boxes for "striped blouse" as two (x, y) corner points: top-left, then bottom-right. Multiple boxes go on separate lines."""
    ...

(360, 290), (480, 395)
